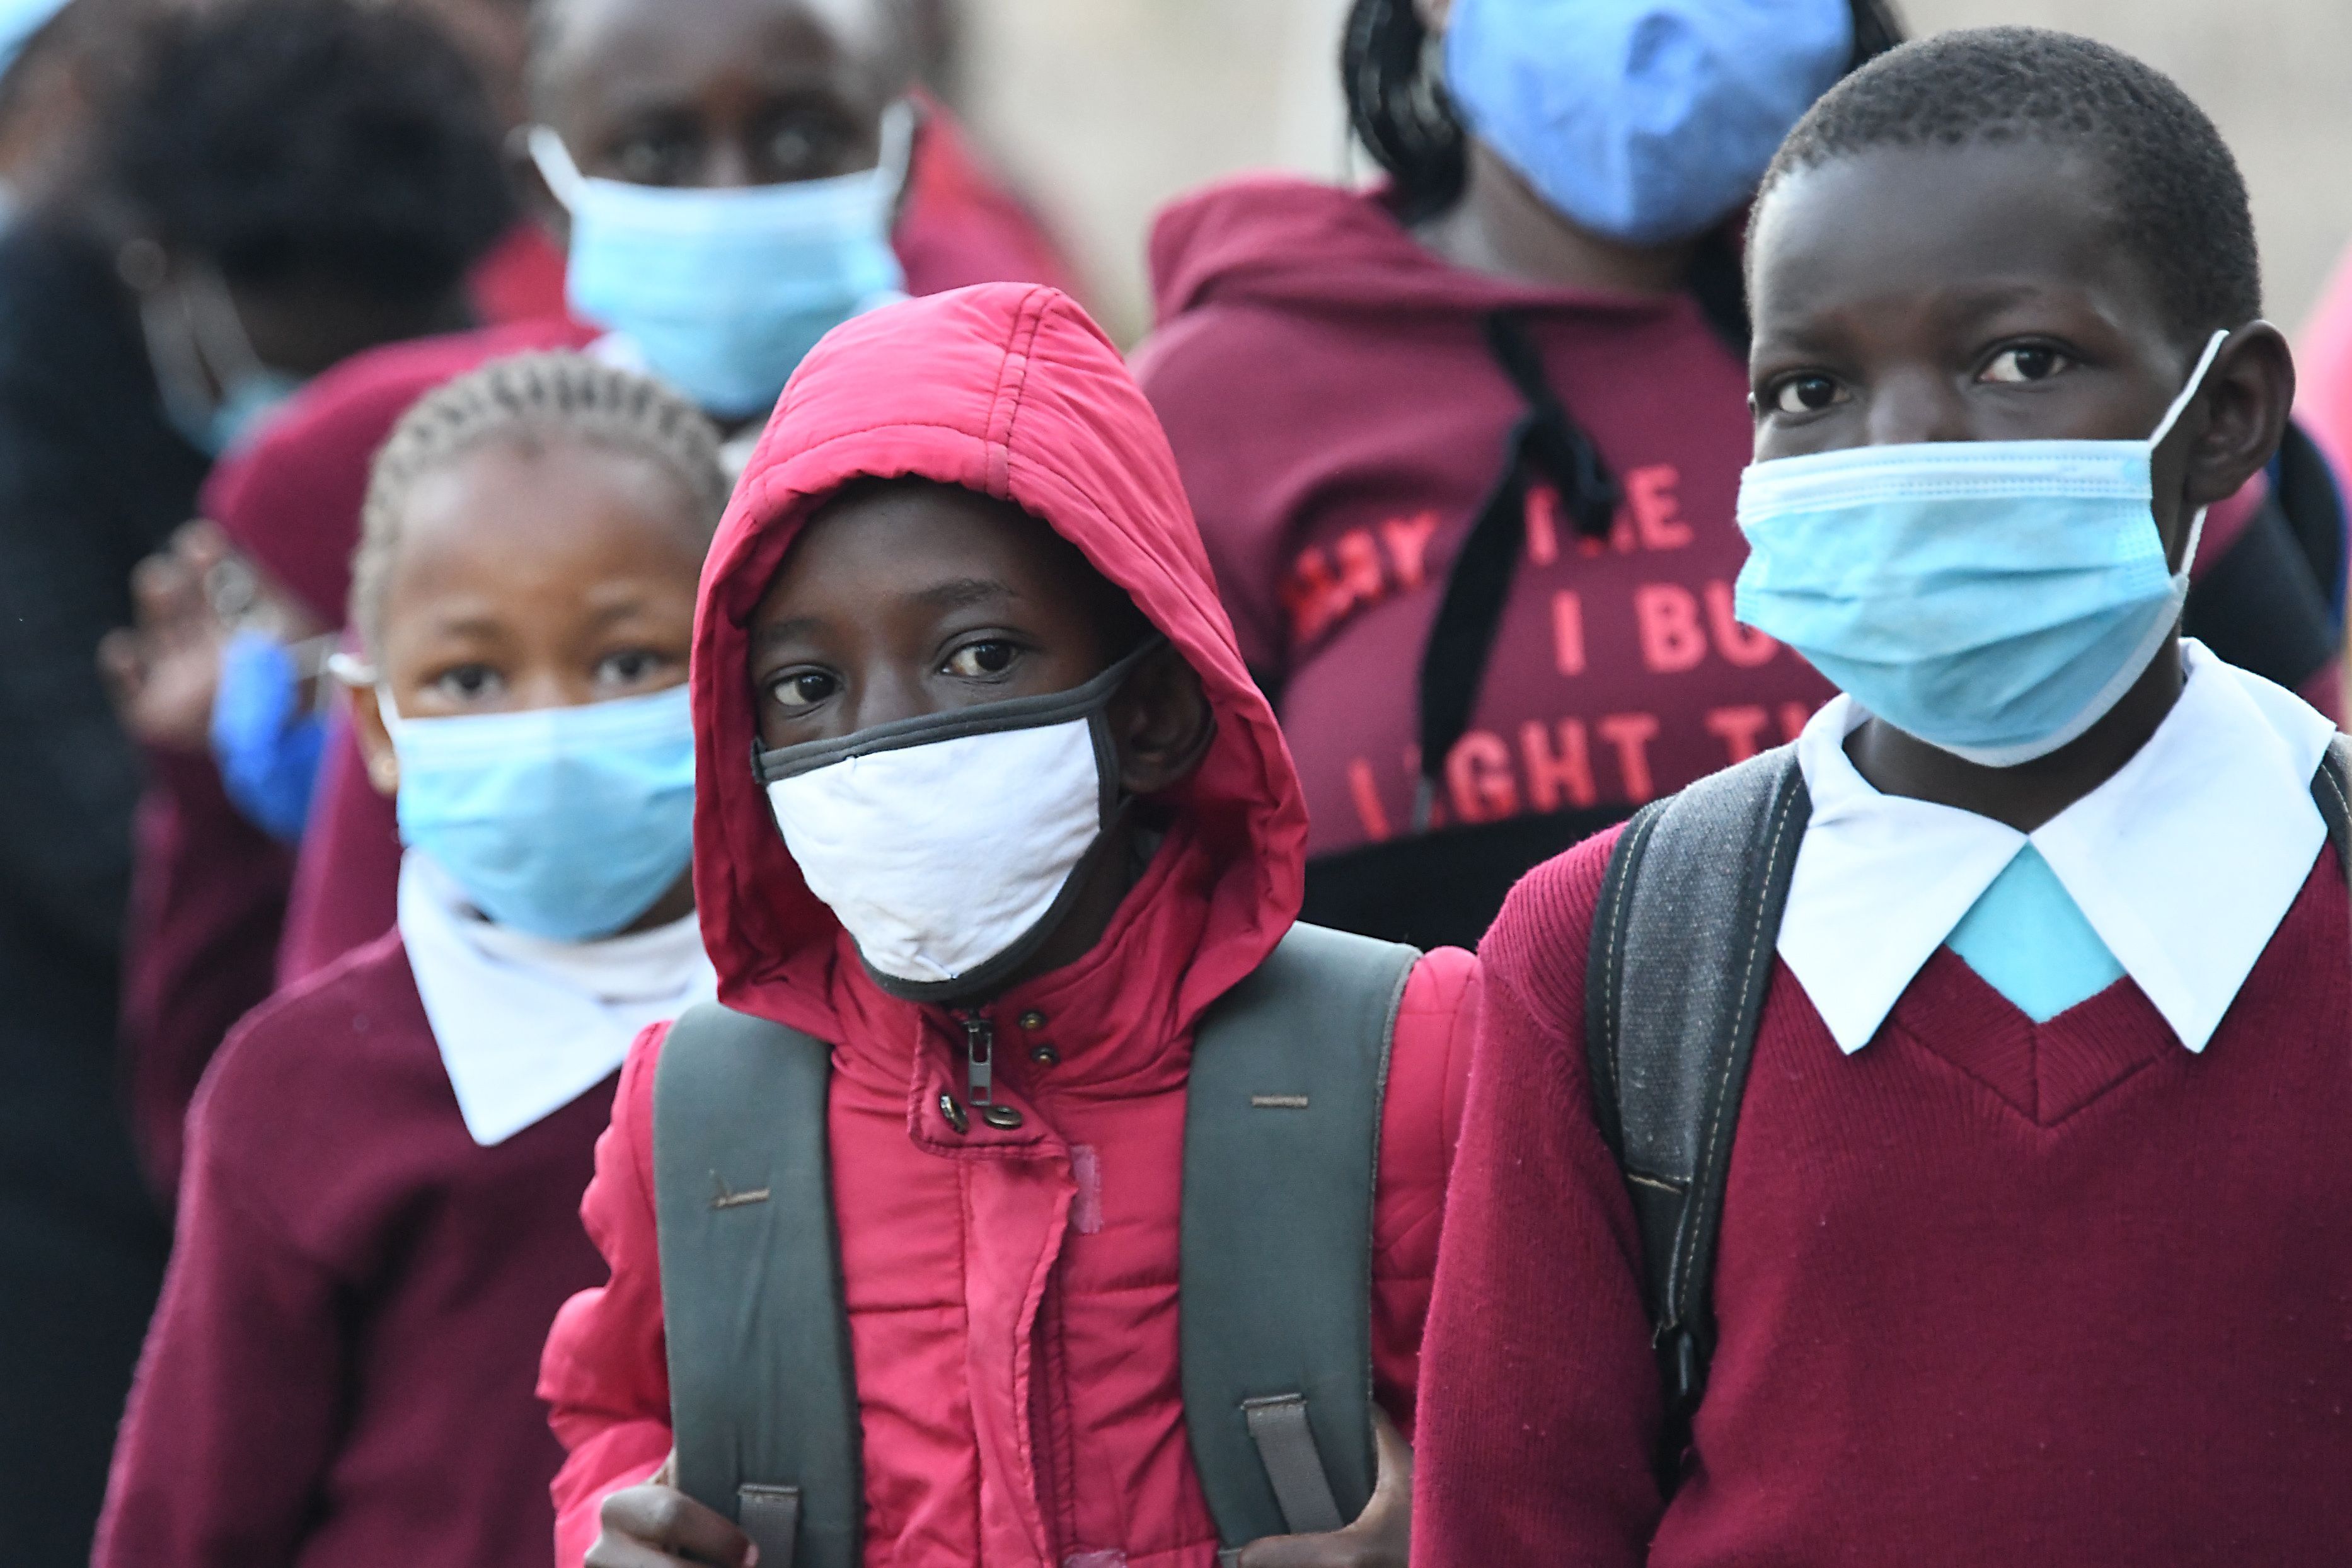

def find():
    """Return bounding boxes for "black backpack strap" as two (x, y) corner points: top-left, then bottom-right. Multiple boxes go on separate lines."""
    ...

(1182, 921), (1417, 1555)
(1582, 746), (1809, 1489)
(1413, 311), (1620, 828)
(2310, 735), (2352, 879)
(654, 1003), (861, 1568)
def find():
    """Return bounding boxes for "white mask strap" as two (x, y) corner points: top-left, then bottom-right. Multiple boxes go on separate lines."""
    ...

(526, 125), (585, 210)
(526, 100), (916, 215)
(2148, 328), (2232, 450)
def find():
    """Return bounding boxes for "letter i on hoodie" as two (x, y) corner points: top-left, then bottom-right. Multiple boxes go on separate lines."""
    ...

(539, 283), (1482, 1568)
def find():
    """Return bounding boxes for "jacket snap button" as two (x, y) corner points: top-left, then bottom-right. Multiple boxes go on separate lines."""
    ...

(981, 1104), (1024, 1130)
(1029, 1044), (1060, 1066)
(1018, 1010), (1047, 1032)
(938, 1093), (969, 1134)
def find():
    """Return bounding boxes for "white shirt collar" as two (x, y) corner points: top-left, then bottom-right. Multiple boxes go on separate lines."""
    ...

(399, 853), (717, 1145)
(1780, 641), (2336, 1056)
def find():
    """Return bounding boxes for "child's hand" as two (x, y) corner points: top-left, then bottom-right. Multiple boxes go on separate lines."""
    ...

(586, 1452), (758, 1568)
(1234, 1406), (1412, 1568)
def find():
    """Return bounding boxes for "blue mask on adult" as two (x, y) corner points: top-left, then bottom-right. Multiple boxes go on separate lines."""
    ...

(529, 106), (912, 422)
(1443, 0), (1853, 246)
(137, 263), (304, 456)
(210, 628), (328, 843)
(1733, 330), (2232, 768)
(380, 683), (698, 942)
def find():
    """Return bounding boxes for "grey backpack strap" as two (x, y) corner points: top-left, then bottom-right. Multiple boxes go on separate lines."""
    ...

(2312, 736), (2352, 880)
(1583, 745), (1809, 1489)
(1182, 921), (1418, 1553)
(654, 1003), (861, 1568)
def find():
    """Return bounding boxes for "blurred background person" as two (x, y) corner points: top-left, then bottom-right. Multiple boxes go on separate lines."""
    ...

(0, 1), (510, 1555)
(95, 0), (529, 1206)
(1132, 0), (1901, 950)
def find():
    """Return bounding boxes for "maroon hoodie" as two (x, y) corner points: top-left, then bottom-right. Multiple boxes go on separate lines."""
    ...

(1134, 178), (1834, 908)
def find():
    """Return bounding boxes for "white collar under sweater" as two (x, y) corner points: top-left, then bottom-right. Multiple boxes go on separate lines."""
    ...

(1781, 640), (2337, 1056)
(399, 852), (717, 1145)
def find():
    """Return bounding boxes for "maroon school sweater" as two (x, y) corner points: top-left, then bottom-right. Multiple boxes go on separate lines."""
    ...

(1413, 827), (2352, 1565)
(95, 929), (615, 1568)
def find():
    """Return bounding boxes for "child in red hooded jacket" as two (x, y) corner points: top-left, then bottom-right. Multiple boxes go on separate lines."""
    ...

(540, 282), (1479, 1568)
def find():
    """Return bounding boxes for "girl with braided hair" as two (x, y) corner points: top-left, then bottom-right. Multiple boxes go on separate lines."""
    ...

(1134, 0), (1903, 953)
(95, 354), (727, 1568)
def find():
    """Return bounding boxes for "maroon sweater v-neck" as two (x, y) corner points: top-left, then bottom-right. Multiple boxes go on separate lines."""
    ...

(95, 930), (617, 1568)
(1414, 829), (2352, 1565)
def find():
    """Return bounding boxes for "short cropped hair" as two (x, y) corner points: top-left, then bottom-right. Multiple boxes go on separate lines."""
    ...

(353, 354), (727, 652)
(108, 0), (513, 301)
(1761, 26), (2261, 342)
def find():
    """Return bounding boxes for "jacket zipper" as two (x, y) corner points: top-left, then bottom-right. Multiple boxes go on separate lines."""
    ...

(959, 1011), (995, 1109)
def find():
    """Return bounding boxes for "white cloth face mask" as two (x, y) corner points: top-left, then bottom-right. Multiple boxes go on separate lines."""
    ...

(756, 640), (1164, 1002)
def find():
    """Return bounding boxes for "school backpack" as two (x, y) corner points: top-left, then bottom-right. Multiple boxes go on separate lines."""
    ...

(650, 921), (1418, 1568)
(1586, 734), (2352, 1493)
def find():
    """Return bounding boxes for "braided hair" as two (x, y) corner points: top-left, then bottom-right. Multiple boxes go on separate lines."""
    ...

(1341, 0), (1908, 228)
(1342, 0), (1463, 225)
(353, 352), (727, 653)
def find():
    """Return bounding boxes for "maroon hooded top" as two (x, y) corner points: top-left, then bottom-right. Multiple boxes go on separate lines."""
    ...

(1133, 178), (1836, 870)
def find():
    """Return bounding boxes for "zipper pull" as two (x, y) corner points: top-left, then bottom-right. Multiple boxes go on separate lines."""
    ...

(960, 1013), (994, 1107)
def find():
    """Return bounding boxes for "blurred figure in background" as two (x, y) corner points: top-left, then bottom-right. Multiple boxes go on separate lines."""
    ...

(1134, 0), (1899, 952)
(97, 0), (534, 1213)
(255, 0), (1083, 1006)
(0, 1), (508, 1554)
(2291, 248), (2352, 620)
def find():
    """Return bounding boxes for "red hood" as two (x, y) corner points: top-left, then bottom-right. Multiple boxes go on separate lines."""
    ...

(1148, 174), (1684, 325)
(691, 282), (1306, 1037)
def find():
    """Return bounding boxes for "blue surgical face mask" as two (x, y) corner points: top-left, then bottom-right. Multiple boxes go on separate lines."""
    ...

(1443, 0), (1853, 246)
(137, 263), (304, 456)
(210, 628), (328, 843)
(380, 683), (698, 942)
(1733, 330), (2232, 768)
(529, 105), (912, 422)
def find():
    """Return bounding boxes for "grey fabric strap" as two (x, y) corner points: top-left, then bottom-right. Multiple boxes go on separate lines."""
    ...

(1240, 1394), (1346, 1534)
(1182, 921), (1416, 1550)
(655, 922), (1413, 1560)
(655, 1003), (862, 1568)
(737, 1485), (802, 1568)
(1585, 744), (1809, 1490)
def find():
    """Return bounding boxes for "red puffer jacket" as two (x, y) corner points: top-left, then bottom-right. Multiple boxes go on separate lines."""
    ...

(538, 284), (1480, 1567)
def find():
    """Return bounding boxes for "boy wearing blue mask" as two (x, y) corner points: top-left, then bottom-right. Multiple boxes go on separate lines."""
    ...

(1414, 28), (2349, 1566)
(95, 355), (725, 1568)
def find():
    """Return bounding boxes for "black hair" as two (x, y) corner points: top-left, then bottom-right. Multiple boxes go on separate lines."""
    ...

(1341, 0), (1905, 228)
(107, 0), (514, 301)
(1761, 26), (2261, 342)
